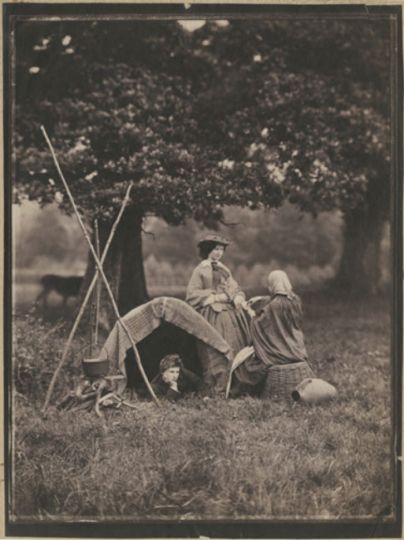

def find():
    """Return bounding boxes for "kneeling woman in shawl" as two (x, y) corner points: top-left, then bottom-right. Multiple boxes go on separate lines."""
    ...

(234, 270), (309, 389)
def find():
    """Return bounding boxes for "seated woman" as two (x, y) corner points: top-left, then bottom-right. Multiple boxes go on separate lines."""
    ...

(186, 234), (252, 393)
(151, 354), (202, 401)
(233, 270), (309, 389)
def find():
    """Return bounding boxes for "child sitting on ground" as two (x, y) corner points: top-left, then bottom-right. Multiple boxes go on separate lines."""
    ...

(151, 354), (202, 401)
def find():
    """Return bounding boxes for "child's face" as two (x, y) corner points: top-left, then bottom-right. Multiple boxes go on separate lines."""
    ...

(163, 366), (180, 384)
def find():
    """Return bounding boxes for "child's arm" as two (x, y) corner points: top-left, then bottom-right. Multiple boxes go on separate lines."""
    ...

(181, 367), (203, 391)
(165, 386), (181, 401)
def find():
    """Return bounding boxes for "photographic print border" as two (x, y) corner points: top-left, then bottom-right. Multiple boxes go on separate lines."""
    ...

(3, 2), (403, 538)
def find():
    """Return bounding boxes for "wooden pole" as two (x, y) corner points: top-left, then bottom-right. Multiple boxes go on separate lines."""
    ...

(94, 219), (101, 348)
(89, 264), (95, 357)
(89, 300), (94, 358)
(42, 182), (134, 412)
(41, 126), (160, 406)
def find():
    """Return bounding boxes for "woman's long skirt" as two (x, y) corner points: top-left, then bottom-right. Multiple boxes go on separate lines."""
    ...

(196, 306), (251, 394)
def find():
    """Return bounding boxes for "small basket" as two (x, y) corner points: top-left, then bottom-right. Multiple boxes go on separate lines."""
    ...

(82, 358), (109, 379)
(263, 361), (314, 399)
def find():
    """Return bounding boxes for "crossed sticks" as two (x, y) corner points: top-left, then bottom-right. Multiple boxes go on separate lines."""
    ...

(40, 126), (159, 412)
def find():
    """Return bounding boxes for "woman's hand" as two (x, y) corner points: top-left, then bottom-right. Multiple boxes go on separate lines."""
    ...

(203, 293), (229, 306)
(233, 295), (245, 308)
(202, 294), (216, 306)
(239, 299), (256, 318)
(246, 306), (256, 318)
(248, 296), (263, 304)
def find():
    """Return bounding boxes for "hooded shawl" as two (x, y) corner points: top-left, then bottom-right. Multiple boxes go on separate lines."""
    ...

(251, 271), (307, 367)
(267, 270), (293, 298)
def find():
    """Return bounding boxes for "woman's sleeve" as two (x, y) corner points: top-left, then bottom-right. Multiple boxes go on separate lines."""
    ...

(252, 296), (270, 316)
(186, 266), (215, 309)
(225, 272), (246, 302)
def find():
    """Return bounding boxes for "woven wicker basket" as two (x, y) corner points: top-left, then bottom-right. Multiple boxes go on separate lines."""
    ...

(263, 361), (314, 399)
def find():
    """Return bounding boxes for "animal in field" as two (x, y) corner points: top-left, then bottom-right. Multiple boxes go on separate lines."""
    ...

(36, 274), (84, 309)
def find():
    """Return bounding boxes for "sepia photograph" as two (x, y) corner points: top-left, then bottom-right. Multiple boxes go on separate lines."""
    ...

(3, 3), (402, 537)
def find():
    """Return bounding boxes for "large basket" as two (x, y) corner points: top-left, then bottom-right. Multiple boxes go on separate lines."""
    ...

(263, 361), (314, 399)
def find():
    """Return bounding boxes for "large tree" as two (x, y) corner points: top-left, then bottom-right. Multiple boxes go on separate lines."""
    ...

(14, 16), (391, 324)
(191, 19), (391, 293)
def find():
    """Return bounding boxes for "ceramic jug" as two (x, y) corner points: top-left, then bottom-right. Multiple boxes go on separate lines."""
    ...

(292, 377), (337, 403)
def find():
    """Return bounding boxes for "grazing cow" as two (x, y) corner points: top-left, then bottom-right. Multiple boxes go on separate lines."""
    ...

(37, 274), (83, 309)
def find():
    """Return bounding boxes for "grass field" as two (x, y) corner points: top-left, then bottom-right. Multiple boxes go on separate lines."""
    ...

(10, 294), (396, 522)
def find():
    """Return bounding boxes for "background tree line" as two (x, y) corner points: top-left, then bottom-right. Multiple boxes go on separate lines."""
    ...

(14, 16), (391, 325)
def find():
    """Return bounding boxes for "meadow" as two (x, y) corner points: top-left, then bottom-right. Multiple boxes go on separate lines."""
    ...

(10, 293), (395, 522)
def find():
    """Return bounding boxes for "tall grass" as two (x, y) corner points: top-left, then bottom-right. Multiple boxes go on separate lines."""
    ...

(10, 296), (395, 521)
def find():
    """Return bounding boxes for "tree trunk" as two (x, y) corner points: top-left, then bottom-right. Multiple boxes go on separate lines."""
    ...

(335, 208), (386, 295)
(80, 206), (149, 338)
(335, 170), (390, 295)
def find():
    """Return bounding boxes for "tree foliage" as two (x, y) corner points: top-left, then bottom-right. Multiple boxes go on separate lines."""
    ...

(15, 17), (390, 222)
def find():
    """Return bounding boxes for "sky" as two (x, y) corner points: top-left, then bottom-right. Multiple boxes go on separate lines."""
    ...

(178, 19), (229, 31)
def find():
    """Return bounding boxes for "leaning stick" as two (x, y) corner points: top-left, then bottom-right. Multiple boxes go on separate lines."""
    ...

(94, 219), (101, 347)
(89, 292), (94, 358)
(41, 126), (160, 406)
(42, 181), (134, 412)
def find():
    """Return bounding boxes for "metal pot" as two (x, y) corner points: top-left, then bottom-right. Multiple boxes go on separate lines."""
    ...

(82, 358), (109, 378)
